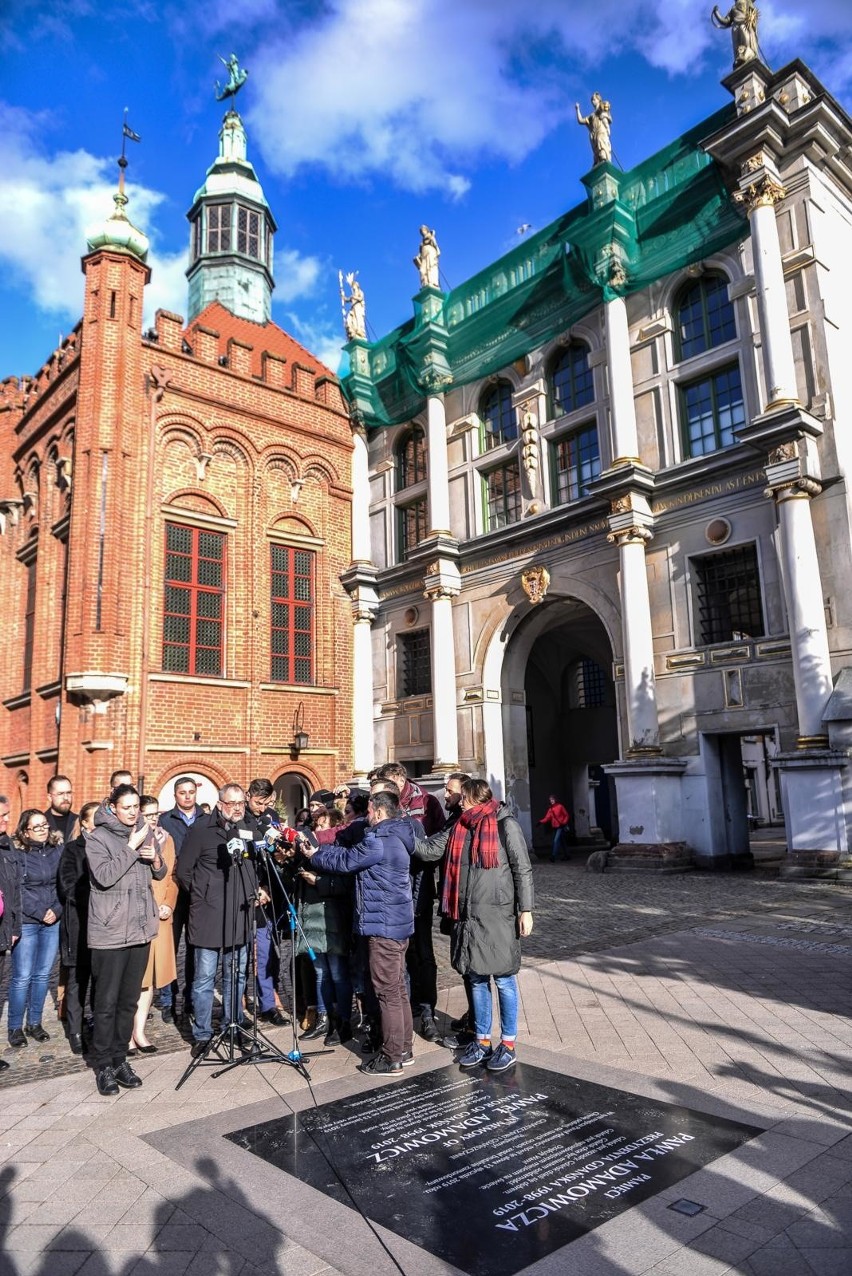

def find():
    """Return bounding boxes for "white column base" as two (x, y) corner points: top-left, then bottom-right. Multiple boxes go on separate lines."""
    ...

(601, 757), (690, 872)
(777, 750), (852, 877)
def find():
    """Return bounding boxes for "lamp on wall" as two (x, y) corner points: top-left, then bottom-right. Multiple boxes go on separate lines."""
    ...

(290, 701), (309, 754)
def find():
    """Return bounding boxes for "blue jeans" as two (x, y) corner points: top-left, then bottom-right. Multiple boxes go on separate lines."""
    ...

(469, 972), (519, 1042)
(551, 827), (570, 860)
(312, 951), (353, 1020)
(192, 945), (247, 1042)
(8, 923), (60, 1031)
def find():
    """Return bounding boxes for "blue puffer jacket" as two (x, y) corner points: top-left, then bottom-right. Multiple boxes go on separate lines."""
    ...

(310, 817), (414, 941)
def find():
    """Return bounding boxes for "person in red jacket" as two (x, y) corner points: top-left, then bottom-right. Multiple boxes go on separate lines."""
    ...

(539, 795), (570, 862)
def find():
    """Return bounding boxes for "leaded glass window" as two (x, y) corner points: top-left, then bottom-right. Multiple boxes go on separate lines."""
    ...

(163, 524), (225, 676)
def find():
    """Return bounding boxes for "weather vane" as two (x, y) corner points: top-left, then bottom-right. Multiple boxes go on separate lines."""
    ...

(215, 53), (249, 103)
(117, 107), (141, 195)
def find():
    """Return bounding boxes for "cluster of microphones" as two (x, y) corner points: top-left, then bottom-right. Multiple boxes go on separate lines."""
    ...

(225, 824), (309, 862)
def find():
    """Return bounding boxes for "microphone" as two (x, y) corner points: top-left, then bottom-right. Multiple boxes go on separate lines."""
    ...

(225, 825), (255, 860)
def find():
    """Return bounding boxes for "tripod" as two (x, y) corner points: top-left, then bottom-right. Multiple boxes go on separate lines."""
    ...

(175, 837), (319, 1089)
(254, 843), (334, 1076)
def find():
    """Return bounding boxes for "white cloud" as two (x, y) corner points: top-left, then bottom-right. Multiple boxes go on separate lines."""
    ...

(231, 0), (852, 196)
(0, 102), (323, 334)
(275, 248), (323, 304)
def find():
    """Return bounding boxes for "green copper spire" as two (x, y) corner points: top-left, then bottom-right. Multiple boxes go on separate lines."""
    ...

(186, 61), (277, 323)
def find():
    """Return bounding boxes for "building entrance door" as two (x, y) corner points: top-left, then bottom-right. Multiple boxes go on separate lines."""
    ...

(500, 598), (619, 852)
(702, 730), (781, 866)
(274, 773), (309, 825)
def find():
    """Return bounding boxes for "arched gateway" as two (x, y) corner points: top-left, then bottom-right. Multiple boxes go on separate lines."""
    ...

(481, 585), (621, 850)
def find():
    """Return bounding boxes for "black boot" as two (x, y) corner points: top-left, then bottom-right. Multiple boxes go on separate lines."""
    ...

(419, 1012), (441, 1043)
(301, 1012), (329, 1041)
(324, 1015), (341, 1046)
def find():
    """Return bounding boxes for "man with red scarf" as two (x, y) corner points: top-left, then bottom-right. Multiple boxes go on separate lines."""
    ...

(415, 778), (533, 1072)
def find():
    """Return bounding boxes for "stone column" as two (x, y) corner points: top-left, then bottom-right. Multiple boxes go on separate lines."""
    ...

(608, 521), (660, 753)
(351, 595), (378, 781)
(737, 174), (799, 408)
(770, 475), (833, 744)
(424, 573), (460, 772)
(425, 392), (451, 534)
(343, 424), (379, 782)
(736, 168), (834, 745)
(350, 427), (372, 563)
(604, 296), (640, 464)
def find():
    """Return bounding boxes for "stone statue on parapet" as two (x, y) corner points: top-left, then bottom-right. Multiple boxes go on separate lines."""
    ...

(216, 53), (249, 103)
(340, 271), (367, 341)
(575, 92), (612, 166)
(711, 1), (760, 68)
(414, 225), (441, 290)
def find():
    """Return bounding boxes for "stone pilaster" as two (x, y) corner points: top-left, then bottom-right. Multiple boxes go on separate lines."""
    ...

(423, 559), (460, 771)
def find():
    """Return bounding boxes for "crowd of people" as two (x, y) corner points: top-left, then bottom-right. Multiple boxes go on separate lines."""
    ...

(0, 762), (535, 1094)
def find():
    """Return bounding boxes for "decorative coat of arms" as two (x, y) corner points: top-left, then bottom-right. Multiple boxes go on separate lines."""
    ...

(521, 565), (550, 606)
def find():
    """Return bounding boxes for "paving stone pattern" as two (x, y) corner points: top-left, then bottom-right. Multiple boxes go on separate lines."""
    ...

(0, 861), (851, 1274)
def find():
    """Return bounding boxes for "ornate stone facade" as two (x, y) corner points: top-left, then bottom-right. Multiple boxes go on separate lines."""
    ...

(343, 57), (852, 873)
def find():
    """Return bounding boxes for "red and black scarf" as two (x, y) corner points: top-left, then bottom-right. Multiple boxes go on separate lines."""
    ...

(441, 799), (501, 921)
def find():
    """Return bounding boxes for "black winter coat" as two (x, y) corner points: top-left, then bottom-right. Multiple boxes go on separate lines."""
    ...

(0, 833), (21, 951)
(416, 804), (534, 977)
(176, 812), (259, 949)
(57, 834), (90, 966)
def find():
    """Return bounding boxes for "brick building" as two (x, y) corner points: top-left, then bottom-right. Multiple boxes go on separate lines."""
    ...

(0, 108), (355, 818)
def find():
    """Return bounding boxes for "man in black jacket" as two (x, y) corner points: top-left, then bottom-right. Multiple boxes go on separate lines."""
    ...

(0, 794), (20, 1072)
(176, 783), (259, 1056)
(158, 775), (205, 1021)
(243, 778), (288, 1027)
(44, 775), (78, 842)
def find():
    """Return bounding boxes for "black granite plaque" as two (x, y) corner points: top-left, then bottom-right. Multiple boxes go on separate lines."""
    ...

(227, 1064), (761, 1275)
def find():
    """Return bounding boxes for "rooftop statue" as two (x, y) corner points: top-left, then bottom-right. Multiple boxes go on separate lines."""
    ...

(575, 92), (612, 166)
(216, 53), (249, 103)
(711, 2), (760, 68)
(340, 271), (367, 341)
(414, 225), (441, 290)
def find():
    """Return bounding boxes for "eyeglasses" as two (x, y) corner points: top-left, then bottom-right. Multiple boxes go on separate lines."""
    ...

(28, 823), (49, 833)
(220, 799), (246, 809)
(142, 811), (159, 820)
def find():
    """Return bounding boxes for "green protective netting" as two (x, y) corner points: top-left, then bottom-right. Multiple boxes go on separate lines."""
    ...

(345, 104), (747, 429)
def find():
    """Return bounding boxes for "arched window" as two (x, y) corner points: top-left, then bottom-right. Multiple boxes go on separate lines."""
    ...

(675, 274), (736, 361)
(550, 343), (594, 416)
(481, 381), (517, 451)
(396, 426), (427, 489)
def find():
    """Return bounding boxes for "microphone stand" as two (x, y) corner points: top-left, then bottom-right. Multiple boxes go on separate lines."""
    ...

(176, 831), (330, 1089)
(255, 843), (334, 1074)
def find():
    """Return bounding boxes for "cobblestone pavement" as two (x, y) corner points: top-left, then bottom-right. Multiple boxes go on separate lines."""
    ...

(2, 862), (852, 1275)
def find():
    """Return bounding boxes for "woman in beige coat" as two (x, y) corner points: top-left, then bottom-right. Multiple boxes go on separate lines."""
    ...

(130, 796), (178, 1052)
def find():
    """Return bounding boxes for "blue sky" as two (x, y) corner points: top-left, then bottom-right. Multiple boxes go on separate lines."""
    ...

(1, 0), (850, 377)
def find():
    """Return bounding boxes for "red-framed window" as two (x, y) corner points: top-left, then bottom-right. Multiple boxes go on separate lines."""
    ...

(162, 523), (226, 676)
(271, 545), (315, 685)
